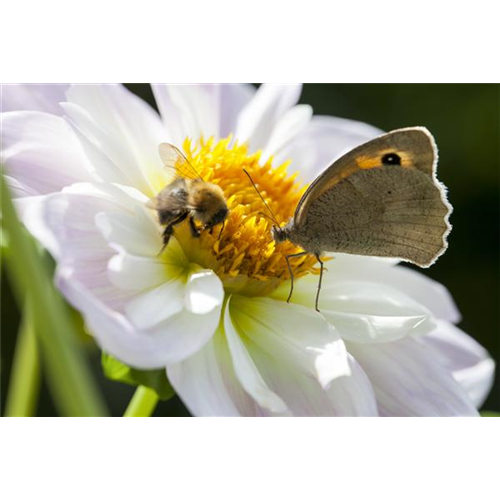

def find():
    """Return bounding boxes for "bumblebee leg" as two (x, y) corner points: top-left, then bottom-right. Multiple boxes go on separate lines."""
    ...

(204, 220), (225, 239)
(284, 252), (308, 303)
(189, 215), (201, 238)
(159, 226), (174, 253)
(158, 210), (173, 226)
(314, 253), (324, 312)
(158, 213), (188, 254)
(217, 220), (226, 240)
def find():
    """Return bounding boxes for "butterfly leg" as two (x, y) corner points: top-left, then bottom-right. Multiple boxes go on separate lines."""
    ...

(314, 253), (324, 312)
(285, 252), (308, 303)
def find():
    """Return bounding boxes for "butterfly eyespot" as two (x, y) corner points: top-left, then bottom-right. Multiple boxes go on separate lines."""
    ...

(382, 153), (401, 165)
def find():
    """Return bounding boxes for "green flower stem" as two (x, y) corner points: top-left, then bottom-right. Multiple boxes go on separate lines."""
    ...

(123, 386), (158, 500)
(1, 174), (109, 416)
(4, 307), (40, 500)
(1, 177), (106, 415)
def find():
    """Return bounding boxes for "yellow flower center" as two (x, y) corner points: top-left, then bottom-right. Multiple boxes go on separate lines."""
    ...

(167, 137), (319, 296)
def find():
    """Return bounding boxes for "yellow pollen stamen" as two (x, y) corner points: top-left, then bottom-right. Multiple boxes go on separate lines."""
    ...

(163, 136), (320, 296)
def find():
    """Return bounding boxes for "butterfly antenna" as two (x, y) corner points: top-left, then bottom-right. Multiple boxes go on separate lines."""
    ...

(243, 169), (280, 227)
(257, 211), (277, 224)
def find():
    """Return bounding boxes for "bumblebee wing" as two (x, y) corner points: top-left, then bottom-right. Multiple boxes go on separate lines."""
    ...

(294, 127), (451, 267)
(158, 143), (203, 181)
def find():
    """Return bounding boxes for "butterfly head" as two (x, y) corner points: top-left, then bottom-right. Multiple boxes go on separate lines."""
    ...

(271, 222), (292, 244)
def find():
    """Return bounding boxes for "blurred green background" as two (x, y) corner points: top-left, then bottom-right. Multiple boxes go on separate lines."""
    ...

(0, 83), (500, 498)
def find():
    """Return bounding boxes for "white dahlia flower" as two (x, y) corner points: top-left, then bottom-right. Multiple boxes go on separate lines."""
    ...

(1, 83), (494, 416)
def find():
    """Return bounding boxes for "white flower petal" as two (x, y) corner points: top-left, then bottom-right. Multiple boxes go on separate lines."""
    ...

(171, 295), (378, 416)
(184, 270), (224, 315)
(1, 111), (93, 196)
(155, 84), (220, 142)
(235, 83), (302, 151)
(218, 84), (256, 138)
(20, 183), (157, 310)
(167, 327), (259, 416)
(348, 337), (479, 416)
(125, 276), (186, 329)
(151, 84), (255, 145)
(323, 254), (460, 323)
(246, 342), (378, 416)
(275, 253), (460, 324)
(62, 102), (167, 196)
(95, 207), (161, 257)
(63, 181), (150, 208)
(370, 265), (461, 324)
(105, 232), (187, 293)
(325, 252), (401, 268)
(423, 321), (495, 408)
(14, 194), (58, 252)
(229, 295), (350, 388)
(4, 175), (39, 198)
(142, 299), (223, 365)
(22, 190), (108, 261)
(57, 267), (220, 368)
(260, 104), (313, 163)
(224, 298), (289, 415)
(22, 182), (149, 256)
(150, 84), (185, 145)
(66, 84), (166, 174)
(278, 275), (436, 343)
(125, 267), (223, 329)
(61, 106), (134, 185)
(107, 252), (174, 292)
(1, 83), (68, 114)
(19, 181), (224, 368)
(275, 115), (384, 182)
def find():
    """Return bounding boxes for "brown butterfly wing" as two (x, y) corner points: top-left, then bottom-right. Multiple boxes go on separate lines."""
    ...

(293, 128), (451, 267)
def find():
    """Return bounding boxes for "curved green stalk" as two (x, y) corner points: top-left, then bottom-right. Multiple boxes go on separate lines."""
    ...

(1, 173), (108, 416)
(0, 175), (109, 500)
(123, 386), (158, 500)
(4, 306), (40, 500)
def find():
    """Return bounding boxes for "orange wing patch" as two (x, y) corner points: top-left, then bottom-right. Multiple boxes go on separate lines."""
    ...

(356, 149), (415, 170)
(310, 150), (416, 203)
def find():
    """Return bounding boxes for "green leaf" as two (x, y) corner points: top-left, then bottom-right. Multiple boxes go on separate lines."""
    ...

(480, 411), (500, 417)
(102, 352), (176, 401)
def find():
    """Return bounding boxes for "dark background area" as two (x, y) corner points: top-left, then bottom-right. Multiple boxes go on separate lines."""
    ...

(1, 84), (499, 415)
